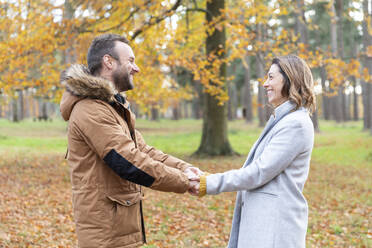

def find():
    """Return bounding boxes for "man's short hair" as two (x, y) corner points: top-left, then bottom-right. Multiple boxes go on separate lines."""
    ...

(87, 34), (129, 75)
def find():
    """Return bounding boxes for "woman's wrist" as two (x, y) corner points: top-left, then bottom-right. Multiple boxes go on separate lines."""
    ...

(199, 173), (209, 197)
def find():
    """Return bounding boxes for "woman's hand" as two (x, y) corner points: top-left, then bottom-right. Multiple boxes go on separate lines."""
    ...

(188, 179), (200, 196)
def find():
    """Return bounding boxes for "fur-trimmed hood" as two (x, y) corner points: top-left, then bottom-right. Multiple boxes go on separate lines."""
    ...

(60, 64), (118, 121)
(61, 64), (118, 101)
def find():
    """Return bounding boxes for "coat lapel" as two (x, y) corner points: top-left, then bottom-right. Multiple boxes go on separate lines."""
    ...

(243, 101), (296, 168)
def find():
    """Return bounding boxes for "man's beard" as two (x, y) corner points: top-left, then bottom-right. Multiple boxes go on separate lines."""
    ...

(113, 67), (133, 92)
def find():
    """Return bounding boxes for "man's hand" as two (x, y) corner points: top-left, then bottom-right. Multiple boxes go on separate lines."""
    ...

(184, 167), (203, 180)
(188, 180), (200, 196)
(184, 167), (202, 196)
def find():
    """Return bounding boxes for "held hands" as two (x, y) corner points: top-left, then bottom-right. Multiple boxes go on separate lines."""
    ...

(188, 180), (200, 196)
(184, 167), (201, 196)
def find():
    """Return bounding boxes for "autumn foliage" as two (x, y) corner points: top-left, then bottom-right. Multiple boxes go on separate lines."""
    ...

(0, 0), (370, 110)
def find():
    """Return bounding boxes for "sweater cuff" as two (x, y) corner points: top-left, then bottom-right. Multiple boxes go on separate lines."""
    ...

(199, 173), (210, 197)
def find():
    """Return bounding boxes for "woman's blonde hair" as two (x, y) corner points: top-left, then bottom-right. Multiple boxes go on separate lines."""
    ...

(272, 55), (316, 114)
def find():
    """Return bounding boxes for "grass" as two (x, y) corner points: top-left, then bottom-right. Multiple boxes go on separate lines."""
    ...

(0, 119), (68, 153)
(312, 120), (372, 167)
(0, 118), (371, 247)
(1, 118), (371, 167)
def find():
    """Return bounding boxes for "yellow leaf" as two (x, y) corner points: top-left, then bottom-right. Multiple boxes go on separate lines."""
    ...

(367, 45), (372, 58)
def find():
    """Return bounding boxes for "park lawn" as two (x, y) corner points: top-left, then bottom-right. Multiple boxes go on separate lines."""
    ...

(0, 119), (68, 153)
(0, 118), (371, 247)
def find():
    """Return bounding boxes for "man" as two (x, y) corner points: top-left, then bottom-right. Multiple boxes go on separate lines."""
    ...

(60, 34), (199, 248)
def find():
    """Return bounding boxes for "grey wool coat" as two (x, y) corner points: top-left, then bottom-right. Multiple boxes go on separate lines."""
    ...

(206, 101), (314, 248)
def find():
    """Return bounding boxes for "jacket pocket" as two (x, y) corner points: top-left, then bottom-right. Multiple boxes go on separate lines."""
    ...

(239, 192), (279, 248)
(104, 192), (143, 238)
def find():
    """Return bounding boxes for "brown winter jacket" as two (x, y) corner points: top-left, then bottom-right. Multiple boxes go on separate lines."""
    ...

(59, 64), (190, 248)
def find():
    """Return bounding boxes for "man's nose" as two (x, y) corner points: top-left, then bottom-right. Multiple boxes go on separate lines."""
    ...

(133, 64), (140, 73)
(263, 79), (269, 88)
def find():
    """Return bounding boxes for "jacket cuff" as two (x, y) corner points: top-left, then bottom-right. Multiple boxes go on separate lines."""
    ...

(199, 174), (208, 197)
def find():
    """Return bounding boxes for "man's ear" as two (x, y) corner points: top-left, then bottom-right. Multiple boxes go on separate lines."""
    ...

(102, 55), (114, 70)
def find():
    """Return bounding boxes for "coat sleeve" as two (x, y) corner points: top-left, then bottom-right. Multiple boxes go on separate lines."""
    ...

(72, 101), (189, 193)
(135, 130), (191, 171)
(206, 121), (307, 194)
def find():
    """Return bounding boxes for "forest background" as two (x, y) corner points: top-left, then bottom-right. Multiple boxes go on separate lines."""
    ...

(0, 0), (371, 247)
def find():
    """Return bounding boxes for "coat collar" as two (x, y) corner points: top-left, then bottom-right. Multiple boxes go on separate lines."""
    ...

(242, 100), (296, 168)
(59, 64), (128, 121)
(61, 64), (118, 102)
(272, 100), (296, 120)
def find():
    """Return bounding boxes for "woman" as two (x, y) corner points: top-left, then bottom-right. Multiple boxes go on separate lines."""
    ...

(197, 55), (315, 248)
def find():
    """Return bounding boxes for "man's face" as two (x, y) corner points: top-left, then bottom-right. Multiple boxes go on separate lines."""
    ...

(111, 42), (140, 92)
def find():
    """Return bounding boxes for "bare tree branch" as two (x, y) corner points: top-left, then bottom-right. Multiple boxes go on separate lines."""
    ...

(185, 8), (212, 19)
(95, 0), (152, 33)
(131, 0), (183, 40)
(76, 0), (152, 34)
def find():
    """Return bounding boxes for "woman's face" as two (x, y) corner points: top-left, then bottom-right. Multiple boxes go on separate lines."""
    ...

(263, 64), (288, 108)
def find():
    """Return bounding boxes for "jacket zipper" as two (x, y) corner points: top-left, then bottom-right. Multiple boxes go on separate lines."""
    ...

(140, 199), (146, 243)
(117, 99), (145, 242)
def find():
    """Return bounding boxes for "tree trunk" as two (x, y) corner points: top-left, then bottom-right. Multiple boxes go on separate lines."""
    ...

(151, 107), (159, 121)
(345, 92), (350, 121)
(336, 0), (344, 59)
(256, 22), (266, 127)
(336, 0), (348, 122)
(351, 42), (359, 121)
(295, 0), (319, 130)
(339, 87), (346, 121)
(0, 94), (5, 118)
(41, 101), (48, 120)
(329, 1), (343, 123)
(311, 109), (320, 132)
(24, 89), (30, 119)
(262, 29), (271, 122)
(295, 0), (308, 43)
(362, 0), (372, 131)
(172, 104), (180, 120)
(32, 96), (37, 120)
(63, 0), (76, 64)
(362, 82), (371, 129)
(257, 57), (266, 127)
(228, 62), (237, 121)
(320, 66), (331, 120)
(6, 96), (11, 120)
(18, 90), (24, 121)
(0, 95), (2, 118)
(243, 56), (253, 123)
(228, 82), (237, 121)
(183, 101), (189, 119)
(192, 82), (203, 119)
(330, 2), (338, 58)
(352, 77), (359, 120)
(12, 97), (19, 122)
(370, 84), (372, 135)
(332, 93), (343, 122)
(228, 84), (233, 120)
(195, 0), (235, 156)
